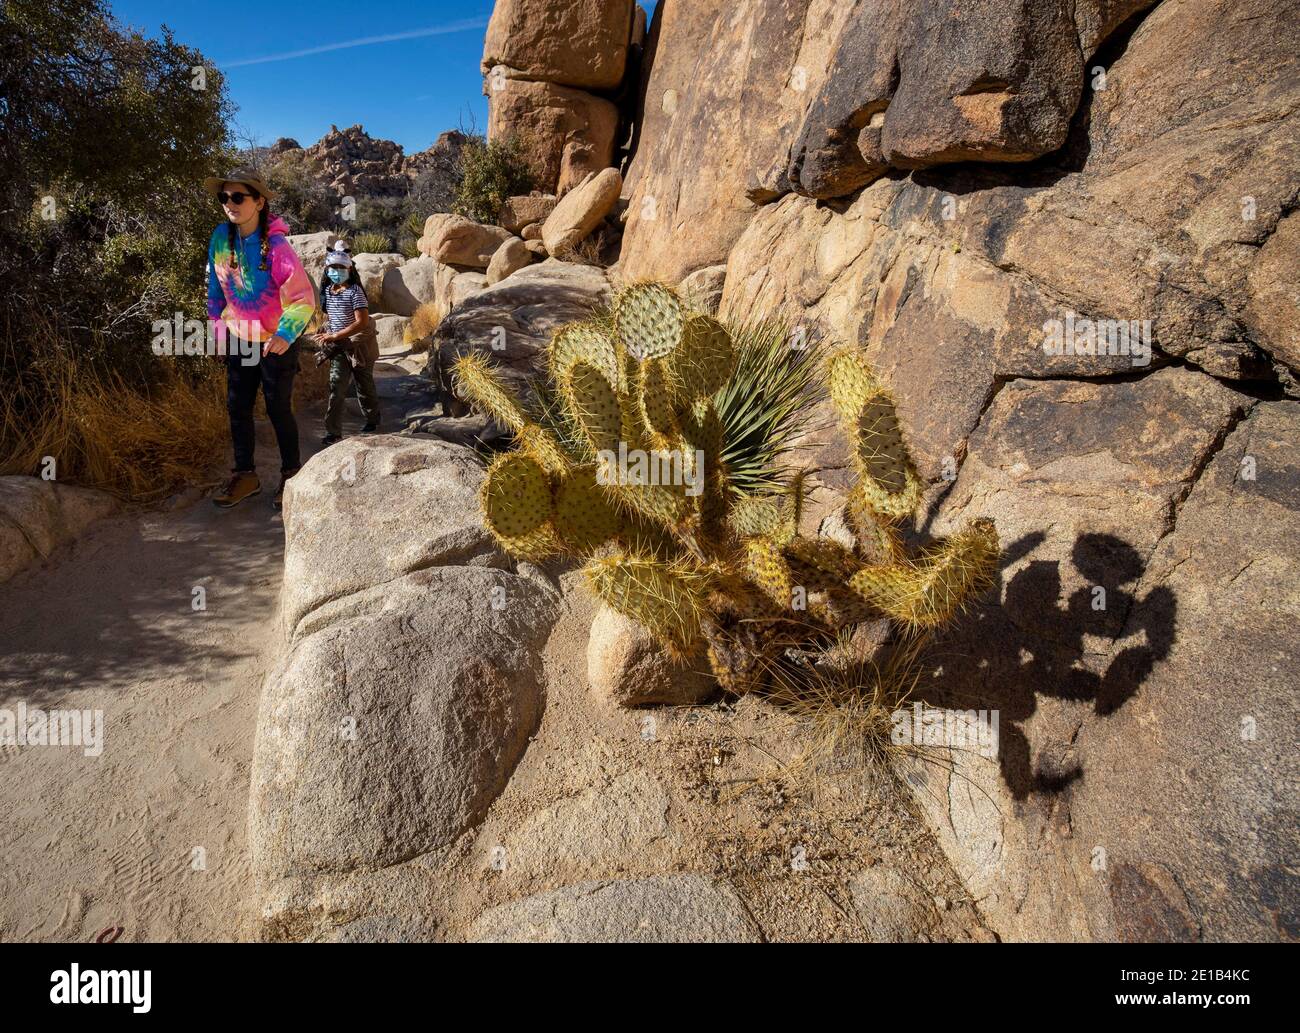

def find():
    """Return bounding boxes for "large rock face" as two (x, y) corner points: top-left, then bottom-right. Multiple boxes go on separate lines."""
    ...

(787, 0), (1158, 199)
(482, 0), (635, 91)
(249, 437), (560, 932)
(660, 0), (1299, 941)
(486, 79), (619, 196)
(619, 0), (855, 283)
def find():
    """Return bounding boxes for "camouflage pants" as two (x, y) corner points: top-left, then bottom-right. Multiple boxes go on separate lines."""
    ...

(324, 357), (380, 436)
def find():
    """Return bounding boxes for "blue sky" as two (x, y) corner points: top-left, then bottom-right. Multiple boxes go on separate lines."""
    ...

(111, 0), (656, 154)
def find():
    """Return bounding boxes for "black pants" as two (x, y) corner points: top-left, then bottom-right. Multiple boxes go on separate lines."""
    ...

(225, 338), (301, 474)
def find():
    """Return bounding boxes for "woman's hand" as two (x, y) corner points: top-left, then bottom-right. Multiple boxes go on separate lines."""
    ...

(263, 334), (291, 356)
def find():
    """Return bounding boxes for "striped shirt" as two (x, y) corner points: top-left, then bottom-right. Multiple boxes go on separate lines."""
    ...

(322, 283), (369, 334)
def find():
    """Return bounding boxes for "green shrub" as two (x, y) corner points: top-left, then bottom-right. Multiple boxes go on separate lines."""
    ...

(263, 149), (336, 233)
(452, 135), (535, 224)
(1, 0), (235, 453)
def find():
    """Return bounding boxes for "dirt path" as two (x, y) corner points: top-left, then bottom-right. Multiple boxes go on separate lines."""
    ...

(0, 359), (432, 943)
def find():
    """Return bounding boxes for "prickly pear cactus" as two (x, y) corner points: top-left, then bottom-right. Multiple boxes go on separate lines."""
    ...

(451, 282), (1001, 696)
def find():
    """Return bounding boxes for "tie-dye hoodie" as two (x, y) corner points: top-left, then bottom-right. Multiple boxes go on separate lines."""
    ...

(205, 216), (316, 345)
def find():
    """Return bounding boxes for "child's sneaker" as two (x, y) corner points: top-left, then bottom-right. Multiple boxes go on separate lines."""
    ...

(361, 422), (379, 433)
(320, 434), (342, 447)
(213, 471), (260, 508)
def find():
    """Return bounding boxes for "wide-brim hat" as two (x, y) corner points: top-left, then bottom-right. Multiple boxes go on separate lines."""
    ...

(203, 166), (275, 202)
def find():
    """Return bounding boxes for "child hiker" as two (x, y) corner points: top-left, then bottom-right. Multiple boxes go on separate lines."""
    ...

(203, 166), (316, 510)
(315, 247), (381, 445)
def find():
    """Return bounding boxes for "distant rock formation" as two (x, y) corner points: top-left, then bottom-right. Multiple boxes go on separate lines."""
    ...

(265, 125), (470, 200)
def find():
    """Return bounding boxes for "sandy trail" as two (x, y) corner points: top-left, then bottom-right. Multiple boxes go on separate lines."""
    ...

(0, 359), (428, 943)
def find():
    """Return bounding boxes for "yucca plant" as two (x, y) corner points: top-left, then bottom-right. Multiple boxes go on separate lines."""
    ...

(713, 317), (825, 496)
(451, 282), (1000, 696)
(351, 230), (391, 255)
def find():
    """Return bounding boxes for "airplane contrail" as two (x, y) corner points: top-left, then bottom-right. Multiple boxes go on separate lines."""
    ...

(219, 17), (489, 68)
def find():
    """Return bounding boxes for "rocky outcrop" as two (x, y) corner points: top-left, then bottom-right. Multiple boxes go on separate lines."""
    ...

(371, 313), (410, 355)
(486, 79), (619, 196)
(417, 214), (513, 269)
(379, 256), (442, 316)
(499, 193), (558, 234)
(277, 124), (469, 200)
(619, 0), (856, 283)
(428, 259), (611, 410)
(248, 437), (560, 934)
(587, 605), (717, 707)
(482, 1), (639, 195)
(349, 253), (405, 314)
(0, 477), (118, 585)
(485, 236), (533, 284)
(787, 1), (1159, 199)
(677, 264), (727, 315)
(286, 230), (337, 284)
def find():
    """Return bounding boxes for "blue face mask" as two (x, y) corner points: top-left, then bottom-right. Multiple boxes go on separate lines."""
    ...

(326, 267), (349, 284)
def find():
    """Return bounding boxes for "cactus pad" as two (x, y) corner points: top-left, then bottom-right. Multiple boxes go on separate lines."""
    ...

(614, 283), (685, 361)
(670, 315), (736, 400)
(554, 466), (624, 554)
(563, 360), (624, 456)
(849, 519), (999, 628)
(480, 452), (557, 559)
(583, 553), (709, 654)
(550, 322), (620, 390)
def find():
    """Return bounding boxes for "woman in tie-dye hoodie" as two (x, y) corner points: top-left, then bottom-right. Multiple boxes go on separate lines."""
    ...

(203, 166), (317, 510)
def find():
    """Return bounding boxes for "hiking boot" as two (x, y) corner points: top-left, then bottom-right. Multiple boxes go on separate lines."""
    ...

(213, 471), (260, 508)
(320, 434), (342, 447)
(361, 422), (379, 433)
(273, 467), (300, 512)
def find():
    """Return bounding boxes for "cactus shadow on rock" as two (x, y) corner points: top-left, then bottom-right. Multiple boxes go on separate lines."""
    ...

(923, 529), (1177, 800)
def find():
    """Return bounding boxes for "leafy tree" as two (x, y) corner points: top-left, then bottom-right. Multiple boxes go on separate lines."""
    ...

(0, 0), (234, 380)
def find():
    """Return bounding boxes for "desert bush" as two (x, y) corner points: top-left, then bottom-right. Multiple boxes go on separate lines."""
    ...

(397, 212), (426, 259)
(453, 135), (535, 224)
(263, 149), (336, 233)
(452, 282), (1001, 699)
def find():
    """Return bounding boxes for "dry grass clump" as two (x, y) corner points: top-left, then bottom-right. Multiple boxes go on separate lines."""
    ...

(0, 334), (227, 504)
(403, 301), (444, 352)
(763, 630), (932, 783)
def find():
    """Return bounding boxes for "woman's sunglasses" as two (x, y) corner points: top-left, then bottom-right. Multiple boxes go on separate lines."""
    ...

(217, 190), (259, 205)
